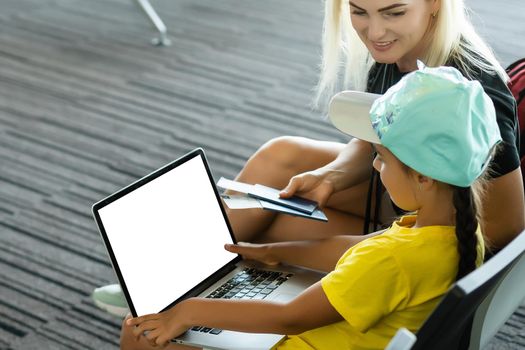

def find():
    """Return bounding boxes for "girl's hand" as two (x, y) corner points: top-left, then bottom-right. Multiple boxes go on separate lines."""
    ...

(279, 171), (335, 208)
(224, 242), (279, 266)
(126, 306), (189, 347)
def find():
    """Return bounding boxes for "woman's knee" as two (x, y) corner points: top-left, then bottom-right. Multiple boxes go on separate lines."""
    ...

(250, 136), (340, 173)
(252, 136), (307, 169)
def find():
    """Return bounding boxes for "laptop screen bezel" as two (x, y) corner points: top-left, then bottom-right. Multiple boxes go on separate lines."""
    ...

(92, 148), (241, 317)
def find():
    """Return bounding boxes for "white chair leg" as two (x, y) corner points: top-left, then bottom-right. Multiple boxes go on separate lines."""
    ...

(134, 0), (172, 46)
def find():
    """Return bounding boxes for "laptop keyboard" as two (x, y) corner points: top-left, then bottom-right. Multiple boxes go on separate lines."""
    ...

(190, 268), (293, 335)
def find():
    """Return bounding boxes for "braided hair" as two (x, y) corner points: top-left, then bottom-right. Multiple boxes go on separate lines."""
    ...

(452, 180), (485, 280)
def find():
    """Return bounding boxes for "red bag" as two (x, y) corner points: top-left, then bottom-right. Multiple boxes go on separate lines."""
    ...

(506, 58), (525, 182)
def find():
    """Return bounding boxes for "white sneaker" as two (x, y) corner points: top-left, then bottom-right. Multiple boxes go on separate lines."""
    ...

(92, 284), (129, 317)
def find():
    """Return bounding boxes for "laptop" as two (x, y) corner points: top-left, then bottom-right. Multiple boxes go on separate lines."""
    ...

(92, 148), (324, 350)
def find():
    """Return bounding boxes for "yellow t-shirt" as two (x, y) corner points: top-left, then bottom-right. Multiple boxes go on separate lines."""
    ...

(277, 215), (484, 350)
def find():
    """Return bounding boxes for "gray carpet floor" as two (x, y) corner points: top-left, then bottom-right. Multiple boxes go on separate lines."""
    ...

(0, 0), (524, 349)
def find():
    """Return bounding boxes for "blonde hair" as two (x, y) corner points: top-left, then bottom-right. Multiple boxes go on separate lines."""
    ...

(315, 0), (509, 108)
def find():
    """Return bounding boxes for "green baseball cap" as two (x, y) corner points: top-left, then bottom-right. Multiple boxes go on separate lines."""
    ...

(329, 64), (501, 187)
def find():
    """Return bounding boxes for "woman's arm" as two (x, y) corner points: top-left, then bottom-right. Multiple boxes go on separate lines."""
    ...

(225, 231), (383, 272)
(128, 281), (342, 346)
(482, 168), (525, 249)
(323, 138), (377, 191)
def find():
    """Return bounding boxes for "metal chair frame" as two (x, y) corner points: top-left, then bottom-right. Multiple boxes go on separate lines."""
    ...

(134, 0), (171, 46)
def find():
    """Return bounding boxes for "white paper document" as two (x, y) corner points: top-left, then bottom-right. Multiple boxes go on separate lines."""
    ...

(217, 177), (327, 222)
(221, 194), (262, 209)
(217, 177), (254, 194)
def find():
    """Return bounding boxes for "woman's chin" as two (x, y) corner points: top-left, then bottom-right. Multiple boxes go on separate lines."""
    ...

(367, 46), (400, 64)
(370, 53), (399, 65)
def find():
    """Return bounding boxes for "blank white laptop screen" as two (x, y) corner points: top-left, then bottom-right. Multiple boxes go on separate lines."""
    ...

(98, 155), (235, 316)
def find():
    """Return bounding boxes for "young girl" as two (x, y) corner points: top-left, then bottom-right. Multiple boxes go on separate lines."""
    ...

(123, 65), (499, 350)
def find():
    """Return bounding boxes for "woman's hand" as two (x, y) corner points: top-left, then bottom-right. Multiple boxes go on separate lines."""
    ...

(224, 242), (280, 266)
(279, 170), (337, 207)
(126, 305), (190, 348)
(279, 139), (375, 207)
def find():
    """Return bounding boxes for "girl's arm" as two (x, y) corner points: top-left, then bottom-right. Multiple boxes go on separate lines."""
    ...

(127, 281), (342, 346)
(225, 231), (384, 273)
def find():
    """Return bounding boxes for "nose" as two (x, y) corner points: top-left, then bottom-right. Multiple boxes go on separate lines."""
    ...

(367, 17), (387, 41)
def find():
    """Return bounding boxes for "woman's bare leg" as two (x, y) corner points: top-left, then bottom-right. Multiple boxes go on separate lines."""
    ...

(225, 136), (376, 243)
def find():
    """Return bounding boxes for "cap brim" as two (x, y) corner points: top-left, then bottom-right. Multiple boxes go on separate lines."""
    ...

(328, 91), (382, 144)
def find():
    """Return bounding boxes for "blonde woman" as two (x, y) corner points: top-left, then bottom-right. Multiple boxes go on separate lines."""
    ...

(225, 0), (523, 247)
(93, 0), (524, 319)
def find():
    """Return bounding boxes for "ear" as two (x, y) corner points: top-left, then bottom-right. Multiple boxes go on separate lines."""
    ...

(415, 173), (435, 191)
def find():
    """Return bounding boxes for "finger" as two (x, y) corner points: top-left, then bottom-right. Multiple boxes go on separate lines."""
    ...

(146, 336), (157, 348)
(279, 176), (302, 198)
(224, 245), (255, 261)
(145, 328), (162, 343)
(224, 243), (246, 257)
(133, 325), (144, 339)
(133, 324), (151, 343)
(121, 314), (133, 329)
(132, 320), (159, 338)
(317, 193), (330, 208)
(224, 242), (253, 255)
(156, 334), (173, 347)
(127, 314), (158, 326)
(127, 316), (141, 327)
(224, 243), (241, 253)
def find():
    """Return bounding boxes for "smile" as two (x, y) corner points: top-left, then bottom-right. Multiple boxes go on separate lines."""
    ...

(371, 40), (397, 51)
